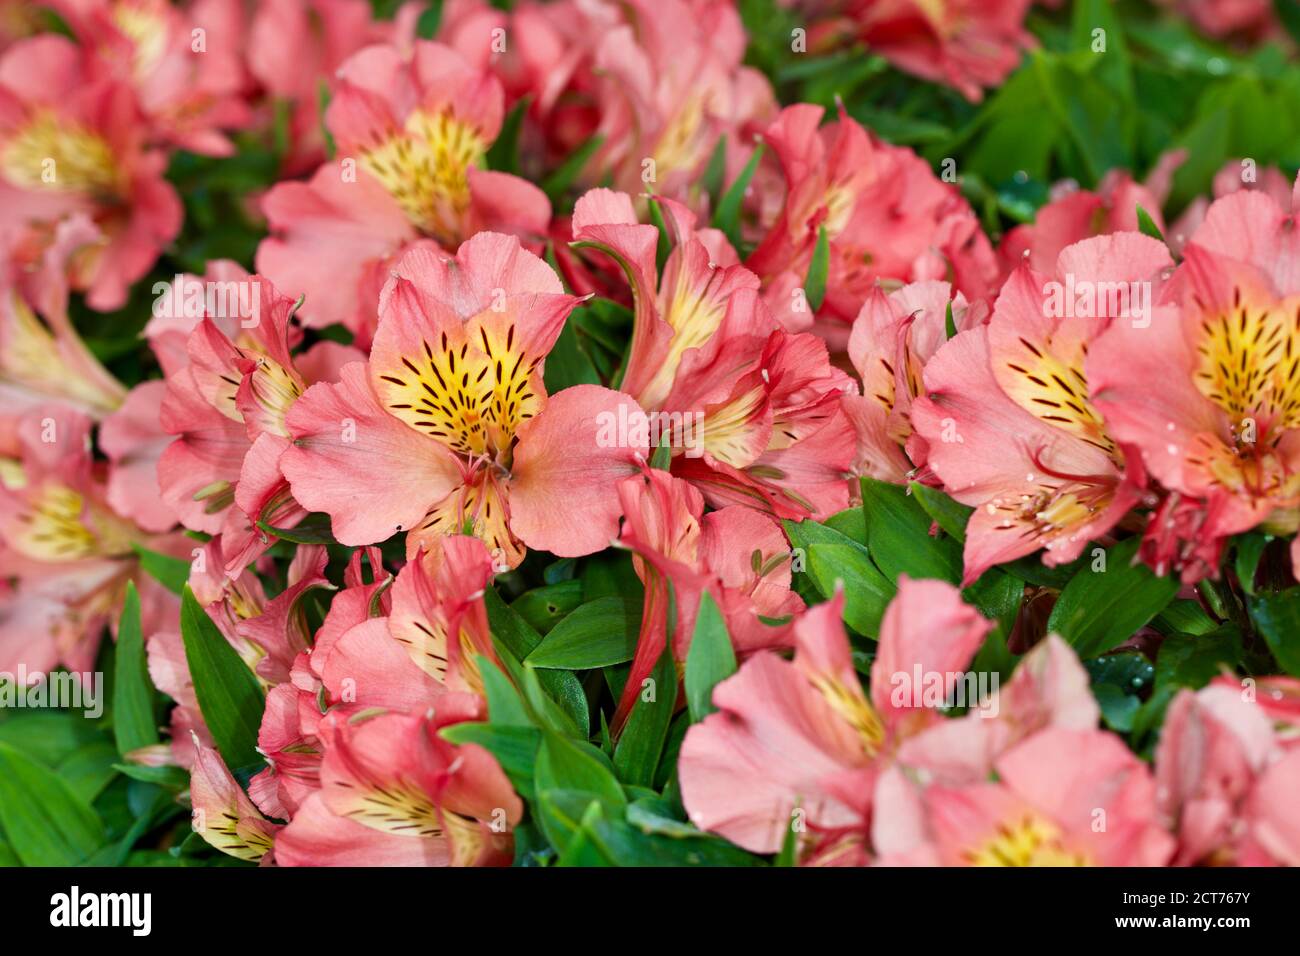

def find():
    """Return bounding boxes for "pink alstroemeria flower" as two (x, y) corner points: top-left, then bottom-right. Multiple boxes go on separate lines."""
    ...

(50, 0), (251, 156)
(247, 0), (425, 175)
(0, 34), (181, 310)
(912, 233), (1172, 585)
(874, 727), (1174, 866)
(440, 0), (774, 210)
(282, 233), (648, 568)
(845, 279), (988, 484)
(0, 405), (182, 674)
(798, 0), (1034, 103)
(573, 187), (858, 520)
(999, 150), (1186, 276)
(256, 39), (550, 344)
(1155, 677), (1300, 865)
(274, 708), (522, 867)
(746, 104), (998, 347)
(611, 468), (804, 731)
(678, 577), (989, 859)
(155, 264), (363, 576)
(1, 214), (127, 418)
(1087, 178), (1300, 578)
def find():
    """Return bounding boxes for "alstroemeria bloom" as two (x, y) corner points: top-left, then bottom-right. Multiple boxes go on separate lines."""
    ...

(678, 577), (989, 859)
(1155, 677), (1300, 865)
(1169, 158), (1294, 255)
(0, 405), (181, 674)
(156, 265), (363, 576)
(256, 39), (549, 344)
(51, 0), (251, 156)
(1155, 0), (1279, 41)
(247, 0), (424, 175)
(747, 105), (998, 347)
(796, 0), (1033, 103)
(999, 150), (1185, 276)
(612, 468), (804, 730)
(282, 234), (648, 568)
(573, 188), (857, 519)
(0, 34), (181, 310)
(845, 280), (988, 483)
(275, 708), (522, 867)
(1088, 180), (1300, 574)
(913, 233), (1172, 584)
(873, 727), (1174, 866)
(1, 215), (126, 418)
(440, 0), (773, 209)
(190, 740), (281, 864)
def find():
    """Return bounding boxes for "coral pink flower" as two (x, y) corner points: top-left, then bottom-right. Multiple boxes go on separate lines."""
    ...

(440, 0), (774, 209)
(0, 405), (181, 674)
(747, 105), (998, 347)
(282, 234), (647, 568)
(1155, 0), (1279, 41)
(256, 39), (549, 343)
(50, 0), (252, 156)
(845, 279), (988, 483)
(913, 233), (1172, 584)
(1088, 180), (1300, 574)
(189, 740), (281, 864)
(678, 577), (989, 858)
(247, 0), (424, 175)
(1168, 158), (1294, 256)
(1, 215), (127, 418)
(155, 264), (363, 576)
(611, 468), (803, 731)
(807, 0), (1034, 103)
(1155, 678), (1300, 865)
(573, 187), (858, 519)
(275, 708), (522, 867)
(0, 34), (182, 310)
(999, 150), (1185, 277)
(876, 727), (1174, 866)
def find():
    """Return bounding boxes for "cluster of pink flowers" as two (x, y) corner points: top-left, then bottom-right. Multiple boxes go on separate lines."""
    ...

(2, 0), (1299, 870)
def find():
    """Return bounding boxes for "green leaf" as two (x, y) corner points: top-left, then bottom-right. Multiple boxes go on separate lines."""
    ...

(485, 95), (529, 175)
(613, 647), (676, 787)
(131, 544), (190, 595)
(510, 581), (583, 636)
(1136, 204), (1166, 244)
(861, 478), (962, 585)
(0, 742), (105, 865)
(114, 583), (160, 758)
(1046, 538), (1179, 658)
(713, 144), (764, 252)
(255, 516), (335, 545)
(526, 596), (640, 669)
(478, 655), (532, 728)
(944, 300), (957, 340)
(541, 133), (604, 202)
(684, 592), (737, 722)
(179, 585), (263, 772)
(909, 482), (973, 542)
(649, 438), (672, 471)
(486, 588), (589, 733)
(439, 723), (540, 802)
(1249, 588), (1300, 676)
(1234, 532), (1271, 596)
(804, 225), (830, 312)
(785, 517), (894, 636)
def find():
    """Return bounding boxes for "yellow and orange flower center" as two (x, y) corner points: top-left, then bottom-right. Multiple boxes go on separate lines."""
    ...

(8, 485), (134, 562)
(1193, 294), (1300, 442)
(1, 112), (119, 195)
(641, 267), (732, 410)
(410, 472), (524, 571)
(376, 324), (543, 460)
(111, 1), (169, 77)
(360, 109), (486, 244)
(1000, 336), (1118, 461)
(808, 672), (884, 758)
(963, 812), (1091, 867)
